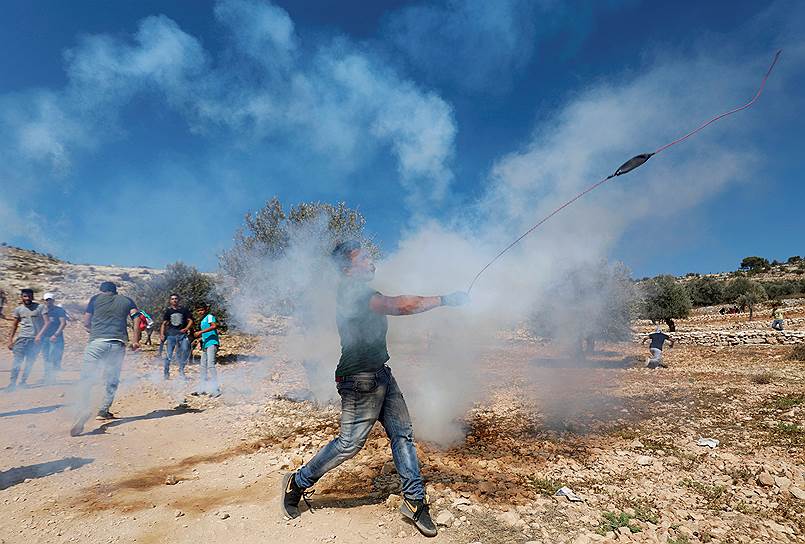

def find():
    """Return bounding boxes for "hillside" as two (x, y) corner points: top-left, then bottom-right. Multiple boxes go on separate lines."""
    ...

(0, 244), (160, 309)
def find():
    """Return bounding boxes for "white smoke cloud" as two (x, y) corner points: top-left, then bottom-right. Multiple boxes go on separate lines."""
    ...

(0, 0), (456, 249)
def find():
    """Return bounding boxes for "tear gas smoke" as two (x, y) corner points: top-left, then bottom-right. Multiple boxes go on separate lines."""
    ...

(223, 45), (792, 447)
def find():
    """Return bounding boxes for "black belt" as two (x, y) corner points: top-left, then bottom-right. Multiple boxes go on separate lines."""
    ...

(335, 364), (388, 383)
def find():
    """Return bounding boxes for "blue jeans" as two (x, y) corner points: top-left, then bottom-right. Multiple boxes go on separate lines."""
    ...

(40, 336), (65, 375)
(163, 334), (190, 377)
(295, 365), (424, 500)
(9, 337), (40, 386)
(76, 339), (126, 415)
(198, 343), (220, 393)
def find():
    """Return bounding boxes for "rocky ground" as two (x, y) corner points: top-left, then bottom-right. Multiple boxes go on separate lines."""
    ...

(1, 285), (804, 543)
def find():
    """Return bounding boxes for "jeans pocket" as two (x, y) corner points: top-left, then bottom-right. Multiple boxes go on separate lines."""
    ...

(337, 378), (378, 394)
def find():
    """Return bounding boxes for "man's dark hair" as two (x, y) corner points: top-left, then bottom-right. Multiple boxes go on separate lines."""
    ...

(331, 240), (361, 270)
(170, 293), (180, 299)
(99, 281), (117, 294)
(195, 301), (211, 311)
(20, 288), (34, 296)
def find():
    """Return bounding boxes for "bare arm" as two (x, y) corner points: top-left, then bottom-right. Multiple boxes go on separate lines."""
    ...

(83, 312), (92, 332)
(53, 316), (67, 338)
(130, 315), (142, 349)
(36, 314), (49, 342)
(7, 316), (19, 350)
(369, 294), (443, 316)
(180, 317), (194, 334)
(668, 338), (676, 348)
(160, 319), (167, 339)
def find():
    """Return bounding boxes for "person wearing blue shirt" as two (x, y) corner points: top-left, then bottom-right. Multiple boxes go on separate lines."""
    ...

(192, 302), (220, 397)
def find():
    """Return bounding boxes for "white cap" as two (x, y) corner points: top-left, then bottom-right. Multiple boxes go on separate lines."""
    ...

(43, 292), (56, 300)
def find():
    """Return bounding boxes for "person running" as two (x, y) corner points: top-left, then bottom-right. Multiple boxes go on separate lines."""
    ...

(5, 289), (45, 390)
(70, 281), (142, 436)
(40, 292), (68, 379)
(192, 302), (221, 397)
(280, 241), (469, 537)
(160, 294), (193, 380)
(771, 305), (785, 331)
(642, 326), (675, 368)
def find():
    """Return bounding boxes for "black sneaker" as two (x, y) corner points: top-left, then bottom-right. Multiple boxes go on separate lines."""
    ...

(96, 410), (115, 420)
(400, 497), (438, 537)
(281, 472), (313, 519)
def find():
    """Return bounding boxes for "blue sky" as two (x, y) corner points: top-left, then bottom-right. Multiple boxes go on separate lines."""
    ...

(0, 0), (802, 277)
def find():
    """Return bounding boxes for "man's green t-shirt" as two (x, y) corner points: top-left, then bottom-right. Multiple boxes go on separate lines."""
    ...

(86, 293), (138, 342)
(335, 280), (389, 378)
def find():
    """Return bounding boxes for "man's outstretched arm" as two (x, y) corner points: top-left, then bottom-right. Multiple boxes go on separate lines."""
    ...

(369, 292), (468, 316)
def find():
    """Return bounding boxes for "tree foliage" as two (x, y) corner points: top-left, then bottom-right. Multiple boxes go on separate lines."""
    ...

(130, 262), (227, 329)
(685, 276), (724, 307)
(723, 277), (767, 319)
(220, 197), (377, 280)
(529, 261), (636, 349)
(740, 256), (770, 273)
(639, 275), (691, 331)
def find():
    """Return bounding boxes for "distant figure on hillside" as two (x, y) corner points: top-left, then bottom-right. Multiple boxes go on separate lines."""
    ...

(160, 294), (193, 380)
(771, 306), (785, 331)
(280, 240), (469, 538)
(40, 292), (68, 378)
(0, 289), (7, 318)
(191, 302), (221, 397)
(5, 289), (45, 390)
(70, 281), (142, 436)
(642, 326), (675, 369)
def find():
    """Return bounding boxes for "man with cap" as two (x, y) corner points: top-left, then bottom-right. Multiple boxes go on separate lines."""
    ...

(642, 325), (675, 368)
(40, 292), (68, 379)
(280, 240), (469, 537)
(6, 289), (46, 389)
(70, 281), (142, 436)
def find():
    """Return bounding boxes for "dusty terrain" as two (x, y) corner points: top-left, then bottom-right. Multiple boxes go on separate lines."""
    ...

(1, 291), (804, 544)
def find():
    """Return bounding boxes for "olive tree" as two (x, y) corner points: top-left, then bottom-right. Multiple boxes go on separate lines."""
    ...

(723, 277), (767, 319)
(639, 275), (691, 332)
(529, 261), (636, 354)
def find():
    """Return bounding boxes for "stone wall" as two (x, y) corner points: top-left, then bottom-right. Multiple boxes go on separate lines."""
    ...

(634, 329), (805, 346)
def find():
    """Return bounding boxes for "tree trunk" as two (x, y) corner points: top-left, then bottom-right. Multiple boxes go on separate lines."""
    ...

(585, 336), (595, 354)
(664, 318), (676, 332)
(748, 305), (754, 320)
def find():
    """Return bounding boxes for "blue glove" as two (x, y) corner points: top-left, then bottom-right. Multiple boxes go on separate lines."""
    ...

(441, 291), (469, 307)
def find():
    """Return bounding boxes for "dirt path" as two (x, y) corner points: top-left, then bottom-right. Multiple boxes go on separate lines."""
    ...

(2, 313), (804, 544)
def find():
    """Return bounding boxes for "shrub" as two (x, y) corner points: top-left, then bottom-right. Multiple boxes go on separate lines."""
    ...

(686, 277), (724, 307)
(129, 262), (227, 331)
(220, 197), (377, 281)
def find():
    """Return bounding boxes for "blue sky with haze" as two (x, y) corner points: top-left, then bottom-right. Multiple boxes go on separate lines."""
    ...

(0, 0), (802, 277)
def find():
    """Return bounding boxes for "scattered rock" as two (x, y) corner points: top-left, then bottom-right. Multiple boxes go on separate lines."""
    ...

(385, 494), (402, 509)
(758, 473), (775, 487)
(435, 510), (454, 527)
(164, 475), (179, 485)
(217, 512), (230, 520)
(380, 461), (396, 476)
(637, 456), (654, 466)
(789, 486), (805, 501)
(497, 510), (522, 527)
